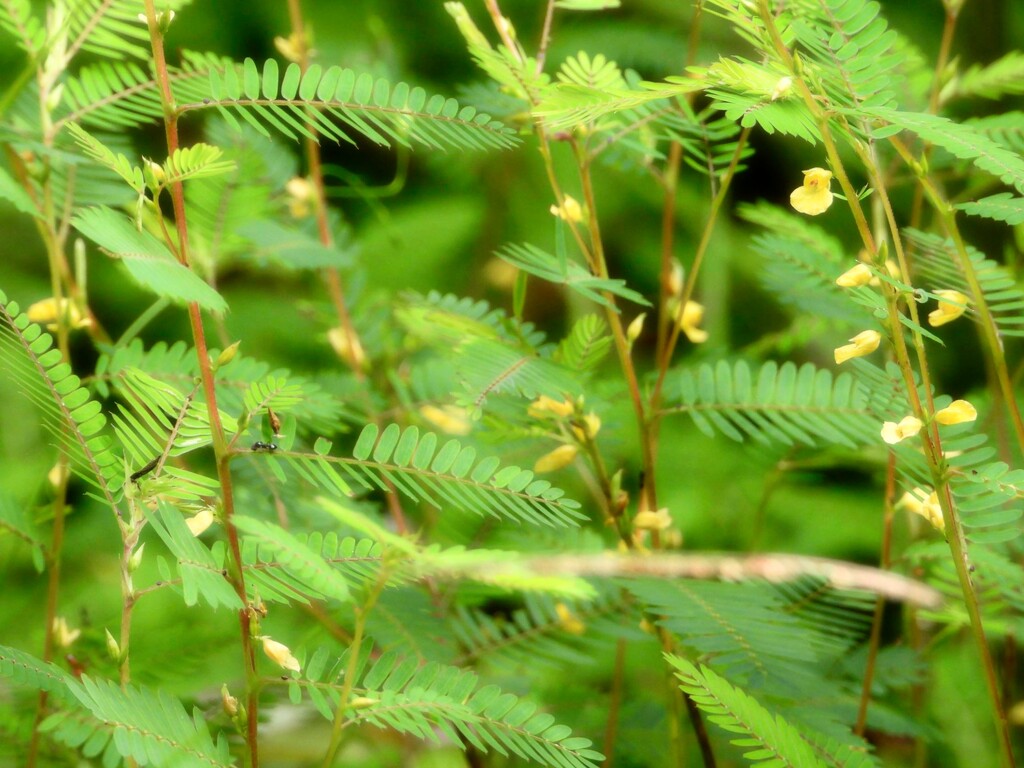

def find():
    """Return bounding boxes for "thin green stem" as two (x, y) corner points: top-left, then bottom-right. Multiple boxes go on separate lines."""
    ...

(649, 126), (750, 411)
(855, 453), (896, 736)
(321, 571), (388, 767)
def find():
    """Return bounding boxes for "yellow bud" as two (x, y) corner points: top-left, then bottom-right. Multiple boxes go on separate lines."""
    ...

(633, 507), (672, 531)
(880, 415), (923, 445)
(26, 297), (90, 331)
(770, 76), (793, 101)
(53, 617), (81, 648)
(350, 696), (377, 710)
(668, 260), (685, 297)
(790, 167), (834, 216)
(835, 263), (872, 288)
(897, 487), (944, 533)
(420, 404), (472, 435)
(555, 602), (586, 635)
(216, 341), (241, 367)
(935, 399), (977, 425)
(549, 195), (584, 223)
(834, 330), (881, 365)
(262, 637), (300, 673)
(627, 313), (646, 345)
(528, 395), (575, 419)
(327, 327), (367, 371)
(928, 290), (969, 327)
(105, 628), (121, 661)
(221, 685), (239, 717)
(534, 444), (578, 473)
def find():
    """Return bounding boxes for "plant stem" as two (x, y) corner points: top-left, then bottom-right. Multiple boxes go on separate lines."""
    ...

(321, 570), (388, 767)
(601, 638), (627, 767)
(142, 5), (259, 765)
(855, 453), (896, 736)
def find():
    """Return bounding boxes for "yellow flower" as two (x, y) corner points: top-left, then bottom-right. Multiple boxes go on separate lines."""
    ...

(327, 326), (367, 371)
(677, 300), (708, 344)
(285, 176), (314, 218)
(528, 395), (575, 419)
(834, 330), (881, 364)
(555, 603), (586, 635)
(881, 415), (923, 444)
(928, 290), (969, 327)
(534, 444), (578, 473)
(549, 195), (584, 223)
(835, 263), (872, 288)
(790, 167), (834, 216)
(262, 637), (301, 673)
(898, 487), (944, 533)
(274, 33), (304, 63)
(633, 507), (672, 532)
(27, 297), (91, 331)
(935, 399), (977, 425)
(420, 404), (472, 435)
(53, 617), (81, 648)
(571, 412), (602, 442)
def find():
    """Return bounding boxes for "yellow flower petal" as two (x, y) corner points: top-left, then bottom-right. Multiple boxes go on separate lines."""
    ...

(790, 167), (834, 215)
(935, 399), (977, 425)
(897, 487), (944, 533)
(420, 404), (472, 435)
(186, 508), (215, 537)
(928, 290), (969, 327)
(881, 415), (922, 444)
(528, 395), (575, 419)
(679, 300), (708, 344)
(534, 444), (578, 473)
(834, 330), (881, 364)
(555, 603), (586, 635)
(835, 263), (873, 288)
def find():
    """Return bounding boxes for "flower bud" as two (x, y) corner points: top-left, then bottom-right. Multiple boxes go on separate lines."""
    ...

(555, 603), (586, 635)
(633, 507), (672, 531)
(262, 637), (300, 673)
(528, 395), (574, 419)
(835, 263), (872, 288)
(834, 330), (881, 365)
(420, 404), (472, 435)
(534, 444), (578, 473)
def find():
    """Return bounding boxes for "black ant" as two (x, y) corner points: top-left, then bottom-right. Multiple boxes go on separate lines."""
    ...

(251, 441), (278, 452)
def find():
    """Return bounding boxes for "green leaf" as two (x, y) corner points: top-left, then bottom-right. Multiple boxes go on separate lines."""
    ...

(555, 0), (620, 9)
(237, 220), (354, 269)
(234, 515), (352, 602)
(866, 107), (1024, 194)
(957, 193), (1024, 225)
(72, 206), (228, 313)
(497, 242), (650, 311)
(0, 166), (40, 217)
(666, 655), (827, 767)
